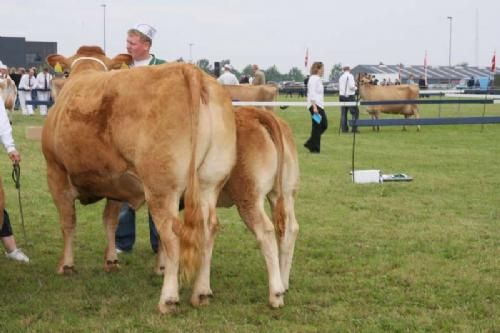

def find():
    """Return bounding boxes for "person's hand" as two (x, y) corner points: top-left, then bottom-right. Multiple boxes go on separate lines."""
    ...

(8, 150), (21, 163)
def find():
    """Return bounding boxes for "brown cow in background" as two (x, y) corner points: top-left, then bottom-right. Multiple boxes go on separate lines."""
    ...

(359, 74), (420, 131)
(223, 84), (278, 111)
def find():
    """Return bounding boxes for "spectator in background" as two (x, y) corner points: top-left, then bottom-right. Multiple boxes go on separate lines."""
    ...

(239, 75), (250, 84)
(252, 64), (266, 85)
(371, 75), (379, 85)
(304, 62), (328, 153)
(467, 76), (475, 89)
(418, 75), (427, 90)
(217, 64), (239, 85)
(407, 75), (415, 84)
(18, 68), (36, 115)
(35, 67), (52, 116)
(9, 68), (21, 88)
(304, 75), (310, 96)
(338, 65), (359, 133)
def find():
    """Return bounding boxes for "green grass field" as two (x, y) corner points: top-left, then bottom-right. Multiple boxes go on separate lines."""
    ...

(1, 97), (499, 332)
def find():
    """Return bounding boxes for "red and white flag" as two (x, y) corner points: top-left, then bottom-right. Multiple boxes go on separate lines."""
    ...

(491, 51), (496, 72)
(304, 48), (309, 68)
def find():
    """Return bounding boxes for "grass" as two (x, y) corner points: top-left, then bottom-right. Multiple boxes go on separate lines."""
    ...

(0, 96), (499, 332)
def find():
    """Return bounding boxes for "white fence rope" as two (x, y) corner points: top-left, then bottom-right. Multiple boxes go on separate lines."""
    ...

(231, 90), (500, 107)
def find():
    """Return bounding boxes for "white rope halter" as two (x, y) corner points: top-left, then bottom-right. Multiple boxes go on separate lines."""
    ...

(70, 56), (108, 71)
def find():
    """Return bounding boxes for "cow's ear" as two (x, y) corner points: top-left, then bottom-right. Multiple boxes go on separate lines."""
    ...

(47, 54), (70, 73)
(109, 54), (133, 70)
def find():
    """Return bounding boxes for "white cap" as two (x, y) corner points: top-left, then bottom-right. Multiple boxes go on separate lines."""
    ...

(133, 23), (157, 41)
(0, 62), (7, 70)
(224, 64), (232, 70)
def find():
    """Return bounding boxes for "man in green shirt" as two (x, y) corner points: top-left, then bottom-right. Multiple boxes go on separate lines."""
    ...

(126, 23), (166, 67)
(116, 23), (165, 253)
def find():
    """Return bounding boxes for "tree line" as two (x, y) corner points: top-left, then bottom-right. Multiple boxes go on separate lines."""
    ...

(189, 58), (344, 83)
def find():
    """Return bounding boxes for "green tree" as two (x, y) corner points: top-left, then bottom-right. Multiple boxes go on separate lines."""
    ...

(241, 65), (253, 77)
(264, 65), (284, 83)
(287, 67), (305, 82)
(329, 63), (343, 81)
(196, 58), (212, 74)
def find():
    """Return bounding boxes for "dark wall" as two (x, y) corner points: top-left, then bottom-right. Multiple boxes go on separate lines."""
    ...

(0, 37), (26, 67)
(0, 36), (57, 69)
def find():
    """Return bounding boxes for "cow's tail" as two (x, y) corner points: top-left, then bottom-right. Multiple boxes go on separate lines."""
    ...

(248, 107), (287, 237)
(175, 64), (208, 282)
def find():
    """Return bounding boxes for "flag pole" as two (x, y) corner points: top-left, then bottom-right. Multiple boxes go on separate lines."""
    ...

(424, 50), (428, 87)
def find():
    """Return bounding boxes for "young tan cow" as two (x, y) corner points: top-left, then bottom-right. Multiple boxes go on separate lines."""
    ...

(157, 106), (300, 308)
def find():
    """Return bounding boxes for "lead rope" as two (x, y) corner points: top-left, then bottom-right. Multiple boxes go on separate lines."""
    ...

(11, 162), (29, 245)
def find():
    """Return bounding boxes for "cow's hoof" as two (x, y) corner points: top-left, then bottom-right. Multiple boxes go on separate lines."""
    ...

(191, 293), (213, 307)
(104, 260), (120, 272)
(158, 300), (180, 314)
(269, 292), (285, 308)
(58, 265), (76, 275)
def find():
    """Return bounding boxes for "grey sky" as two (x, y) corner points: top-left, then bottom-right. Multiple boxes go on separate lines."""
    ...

(1, 0), (499, 75)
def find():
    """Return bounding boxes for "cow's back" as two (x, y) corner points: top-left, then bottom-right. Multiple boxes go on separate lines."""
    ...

(360, 84), (419, 115)
(42, 63), (235, 207)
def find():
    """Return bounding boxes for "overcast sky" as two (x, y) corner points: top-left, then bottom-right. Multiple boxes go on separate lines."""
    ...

(1, 0), (499, 75)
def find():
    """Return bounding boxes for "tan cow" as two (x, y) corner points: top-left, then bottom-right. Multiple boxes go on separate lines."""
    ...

(42, 46), (236, 314)
(158, 106), (300, 308)
(222, 107), (299, 307)
(223, 84), (278, 110)
(359, 75), (420, 131)
(0, 77), (17, 112)
(50, 76), (67, 102)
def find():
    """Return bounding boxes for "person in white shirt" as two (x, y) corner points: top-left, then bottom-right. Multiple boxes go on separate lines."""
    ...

(35, 67), (52, 116)
(18, 68), (36, 116)
(338, 65), (359, 133)
(0, 94), (29, 263)
(304, 61), (328, 153)
(217, 64), (239, 85)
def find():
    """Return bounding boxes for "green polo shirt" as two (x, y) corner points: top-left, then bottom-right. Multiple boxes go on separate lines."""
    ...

(149, 54), (166, 66)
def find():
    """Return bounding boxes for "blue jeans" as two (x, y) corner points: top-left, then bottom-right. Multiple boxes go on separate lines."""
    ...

(115, 203), (159, 253)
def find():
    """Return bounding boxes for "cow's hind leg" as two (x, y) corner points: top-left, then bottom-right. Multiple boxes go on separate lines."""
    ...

(268, 193), (299, 292)
(102, 199), (122, 272)
(191, 191), (219, 307)
(148, 194), (182, 314)
(238, 200), (285, 308)
(47, 164), (77, 274)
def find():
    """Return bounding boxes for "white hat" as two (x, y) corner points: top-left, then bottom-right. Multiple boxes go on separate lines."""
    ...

(133, 23), (157, 41)
(223, 64), (232, 70)
(0, 62), (7, 70)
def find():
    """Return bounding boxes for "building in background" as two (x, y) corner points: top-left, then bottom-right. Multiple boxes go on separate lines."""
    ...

(352, 63), (499, 86)
(0, 36), (57, 69)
